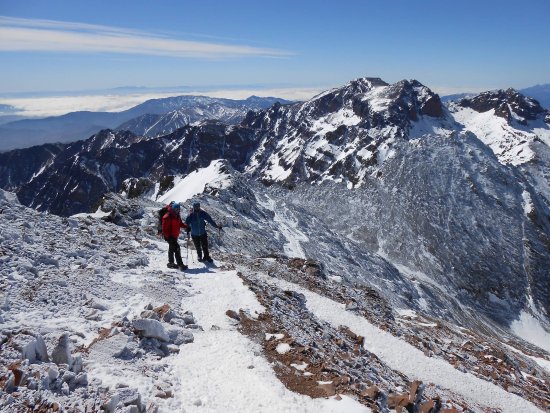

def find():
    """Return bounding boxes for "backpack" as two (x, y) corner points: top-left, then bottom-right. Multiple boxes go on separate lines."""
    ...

(157, 202), (172, 234)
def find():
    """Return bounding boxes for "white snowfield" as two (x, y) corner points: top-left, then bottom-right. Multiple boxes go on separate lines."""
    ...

(148, 245), (371, 413)
(156, 160), (231, 205)
(510, 310), (550, 353)
(451, 105), (550, 166)
(260, 275), (545, 413)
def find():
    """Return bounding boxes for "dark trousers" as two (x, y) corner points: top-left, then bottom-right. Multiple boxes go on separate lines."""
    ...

(191, 234), (210, 260)
(166, 237), (184, 266)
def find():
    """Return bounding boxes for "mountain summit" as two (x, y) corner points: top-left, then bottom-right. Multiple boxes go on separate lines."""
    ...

(243, 77), (446, 187)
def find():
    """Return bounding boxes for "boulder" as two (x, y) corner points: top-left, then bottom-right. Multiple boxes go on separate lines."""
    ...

(361, 385), (379, 399)
(20, 333), (49, 363)
(51, 333), (72, 366)
(133, 319), (169, 342)
(167, 328), (194, 345)
(117, 388), (144, 410)
(225, 310), (240, 321)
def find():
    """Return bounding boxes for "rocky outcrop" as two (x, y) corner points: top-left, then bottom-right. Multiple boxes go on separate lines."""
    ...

(459, 88), (547, 124)
(0, 143), (64, 191)
(241, 78), (448, 187)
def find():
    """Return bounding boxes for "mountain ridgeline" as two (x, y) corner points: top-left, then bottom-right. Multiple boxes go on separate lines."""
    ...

(1, 77), (550, 336)
(0, 95), (290, 151)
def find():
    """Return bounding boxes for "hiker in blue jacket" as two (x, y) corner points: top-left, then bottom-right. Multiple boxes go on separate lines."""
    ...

(185, 201), (221, 263)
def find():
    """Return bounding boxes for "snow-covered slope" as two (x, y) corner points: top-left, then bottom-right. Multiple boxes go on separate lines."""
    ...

(7, 122), (259, 216)
(448, 89), (550, 206)
(449, 89), (550, 166)
(155, 160), (232, 204)
(1, 188), (548, 412)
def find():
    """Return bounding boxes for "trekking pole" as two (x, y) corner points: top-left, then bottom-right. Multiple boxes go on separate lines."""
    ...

(185, 235), (189, 267)
(188, 233), (195, 263)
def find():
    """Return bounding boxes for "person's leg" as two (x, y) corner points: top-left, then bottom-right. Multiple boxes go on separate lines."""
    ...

(174, 240), (185, 267)
(192, 235), (203, 260)
(167, 238), (178, 267)
(167, 238), (175, 264)
(201, 233), (211, 261)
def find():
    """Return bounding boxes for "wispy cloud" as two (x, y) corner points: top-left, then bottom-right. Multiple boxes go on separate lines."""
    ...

(0, 16), (293, 58)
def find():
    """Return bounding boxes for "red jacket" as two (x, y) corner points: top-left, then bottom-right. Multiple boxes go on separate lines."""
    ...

(162, 210), (188, 239)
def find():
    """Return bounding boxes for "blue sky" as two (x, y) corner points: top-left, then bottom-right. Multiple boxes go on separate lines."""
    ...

(1, 0), (549, 96)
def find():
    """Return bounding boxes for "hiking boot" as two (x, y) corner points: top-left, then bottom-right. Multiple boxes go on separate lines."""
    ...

(204, 256), (213, 263)
(178, 264), (188, 271)
(167, 263), (178, 269)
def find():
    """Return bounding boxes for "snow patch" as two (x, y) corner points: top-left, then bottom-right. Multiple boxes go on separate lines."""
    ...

(276, 343), (291, 354)
(451, 106), (543, 166)
(397, 309), (418, 318)
(290, 361), (308, 371)
(522, 190), (534, 216)
(157, 160), (231, 204)
(510, 311), (550, 353)
(265, 333), (285, 341)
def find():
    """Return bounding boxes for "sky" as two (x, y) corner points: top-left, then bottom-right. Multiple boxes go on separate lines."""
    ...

(0, 0), (549, 105)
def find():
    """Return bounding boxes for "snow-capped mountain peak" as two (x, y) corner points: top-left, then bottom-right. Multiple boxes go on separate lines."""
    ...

(449, 89), (550, 168)
(458, 88), (547, 125)
(243, 78), (446, 187)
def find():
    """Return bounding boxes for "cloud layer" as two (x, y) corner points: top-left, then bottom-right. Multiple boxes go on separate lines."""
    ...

(0, 16), (292, 58)
(0, 87), (324, 117)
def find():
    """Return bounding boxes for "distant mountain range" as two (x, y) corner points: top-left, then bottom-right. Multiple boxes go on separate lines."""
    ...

(520, 84), (550, 109)
(0, 95), (290, 151)
(441, 83), (550, 109)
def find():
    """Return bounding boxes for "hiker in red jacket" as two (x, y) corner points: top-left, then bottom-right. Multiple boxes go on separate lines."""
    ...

(161, 202), (188, 270)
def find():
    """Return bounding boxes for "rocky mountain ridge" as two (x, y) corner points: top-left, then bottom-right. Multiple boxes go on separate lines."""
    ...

(0, 95), (289, 151)
(1, 76), (549, 334)
(242, 77), (447, 187)
(457, 88), (548, 125)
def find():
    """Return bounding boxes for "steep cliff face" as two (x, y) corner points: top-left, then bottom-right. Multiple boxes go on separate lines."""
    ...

(458, 88), (547, 124)
(242, 78), (448, 187)
(14, 122), (259, 216)
(0, 143), (65, 191)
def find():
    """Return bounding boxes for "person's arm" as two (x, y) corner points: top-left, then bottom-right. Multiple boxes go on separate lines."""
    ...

(180, 218), (188, 230)
(203, 211), (221, 229)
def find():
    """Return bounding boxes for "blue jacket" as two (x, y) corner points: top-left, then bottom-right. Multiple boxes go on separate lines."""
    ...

(185, 209), (218, 236)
